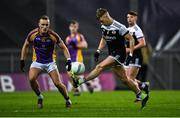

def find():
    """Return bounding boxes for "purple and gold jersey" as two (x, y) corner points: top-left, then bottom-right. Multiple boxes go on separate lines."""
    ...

(66, 34), (84, 62)
(26, 28), (62, 64)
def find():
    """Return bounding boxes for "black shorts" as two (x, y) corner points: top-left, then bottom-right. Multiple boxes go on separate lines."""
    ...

(124, 55), (142, 67)
(109, 50), (126, 66)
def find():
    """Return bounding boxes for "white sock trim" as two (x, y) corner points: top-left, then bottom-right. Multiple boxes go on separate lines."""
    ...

(38, 94), (43, 99)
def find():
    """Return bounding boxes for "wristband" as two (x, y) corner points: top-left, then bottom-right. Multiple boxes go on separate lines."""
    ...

(129, 53), (133, 56)
(67, 58), (71, 61)
(97, 49), (101, 53)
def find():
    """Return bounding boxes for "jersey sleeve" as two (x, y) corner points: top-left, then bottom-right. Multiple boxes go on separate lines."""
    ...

(101, 26), (106, 38)
(135, 28), (144, 39)
(75, 34), (84, 43)
(25, 28), (38, 43)
(118, 24), (129, 36)
(65, 37), (69, 45)
(79, 34), (85, 42)
(55, 34), (63, 44)
(50, 31), (63, 44)
(25, 33), (31, 42)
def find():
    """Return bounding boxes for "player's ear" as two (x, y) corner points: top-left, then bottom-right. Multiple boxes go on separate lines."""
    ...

(38, 22), (40, 27)
(135, 16), (138, 21)
(38, 19), (40, 27)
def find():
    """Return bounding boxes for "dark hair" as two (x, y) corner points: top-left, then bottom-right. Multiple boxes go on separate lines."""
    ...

(70, 20), (79, 25)
(39, 15), (49, 21)
(128, 11), (138, 16)
(96, 8), (108, 20)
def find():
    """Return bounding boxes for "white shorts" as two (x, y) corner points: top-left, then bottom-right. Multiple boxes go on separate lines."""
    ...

(30, 61), (58, 73)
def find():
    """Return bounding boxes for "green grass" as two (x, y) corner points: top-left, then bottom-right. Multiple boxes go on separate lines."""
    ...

(0, 91), (180, 117)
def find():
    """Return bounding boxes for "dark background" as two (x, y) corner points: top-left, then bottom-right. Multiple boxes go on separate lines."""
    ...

(0, 0), (180, 89)
(0, 0), (130, 49)
(1, 0), (180, 49)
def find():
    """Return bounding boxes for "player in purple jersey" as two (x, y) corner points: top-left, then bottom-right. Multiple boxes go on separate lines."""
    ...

(65, 20), (93, 96)
(20, 15), (72, 108)
(65, 20), (86, 63)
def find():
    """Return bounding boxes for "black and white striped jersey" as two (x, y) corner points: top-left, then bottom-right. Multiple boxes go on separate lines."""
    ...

(101, 20), (129, 55)
(126, 24), (144, 57)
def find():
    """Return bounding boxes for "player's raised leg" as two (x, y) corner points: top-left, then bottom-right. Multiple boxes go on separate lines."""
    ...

(84, 57), (113, 81)
(28, 68), (43, 109)
(48, 69), (72, 108)
(67, 72), (81, 96)
(71, 56), (115, 86)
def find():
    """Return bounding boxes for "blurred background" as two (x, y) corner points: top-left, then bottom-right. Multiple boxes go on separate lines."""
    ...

(0, 0), (180, 91)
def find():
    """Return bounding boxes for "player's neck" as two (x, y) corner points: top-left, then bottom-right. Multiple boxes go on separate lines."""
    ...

(70, 33), (77, 37)
(39, 32), (48, 36)
(129, 23), (136, 27)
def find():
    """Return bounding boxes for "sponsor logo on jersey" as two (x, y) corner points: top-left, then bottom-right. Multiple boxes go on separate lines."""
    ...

(105, 36), (116, 40)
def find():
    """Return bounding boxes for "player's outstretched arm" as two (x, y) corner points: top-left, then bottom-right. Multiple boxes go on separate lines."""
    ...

(20, 39), (30, 72)
(124, 33), (135, 55)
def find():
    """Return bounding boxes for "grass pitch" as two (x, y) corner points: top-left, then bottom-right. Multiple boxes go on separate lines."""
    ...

(0, 91), (180, 117)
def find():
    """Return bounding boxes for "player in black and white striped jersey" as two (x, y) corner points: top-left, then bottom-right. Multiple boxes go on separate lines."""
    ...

(124, 11), (150, 95)
(71, 8), (149, 108)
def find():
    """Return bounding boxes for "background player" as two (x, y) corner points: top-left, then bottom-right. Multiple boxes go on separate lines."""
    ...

(124, 11), (149, 94)
(20, 15), (72, 108)
(65, 20), (93, 96)
(71, 8), (149, 108)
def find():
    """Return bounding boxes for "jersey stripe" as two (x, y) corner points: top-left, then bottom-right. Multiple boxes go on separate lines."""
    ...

(52, 45), (57, 62)
(76, 49), (83, 62)
(50, 34), (57, 43)
(30, 31), (38, 41)
(32, 47), (37, 61)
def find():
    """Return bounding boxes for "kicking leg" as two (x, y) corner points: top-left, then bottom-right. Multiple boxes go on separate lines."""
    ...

(84, 56), (115, 81)
(67, 72), (81, 96)
(71, 56), (115, 87)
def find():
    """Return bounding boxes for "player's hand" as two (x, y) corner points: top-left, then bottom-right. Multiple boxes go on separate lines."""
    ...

(94, 49), (100, 62)
(20, 60), (25, 72)
(65, 58), (72, 71)
(125, 53), (133, 66)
